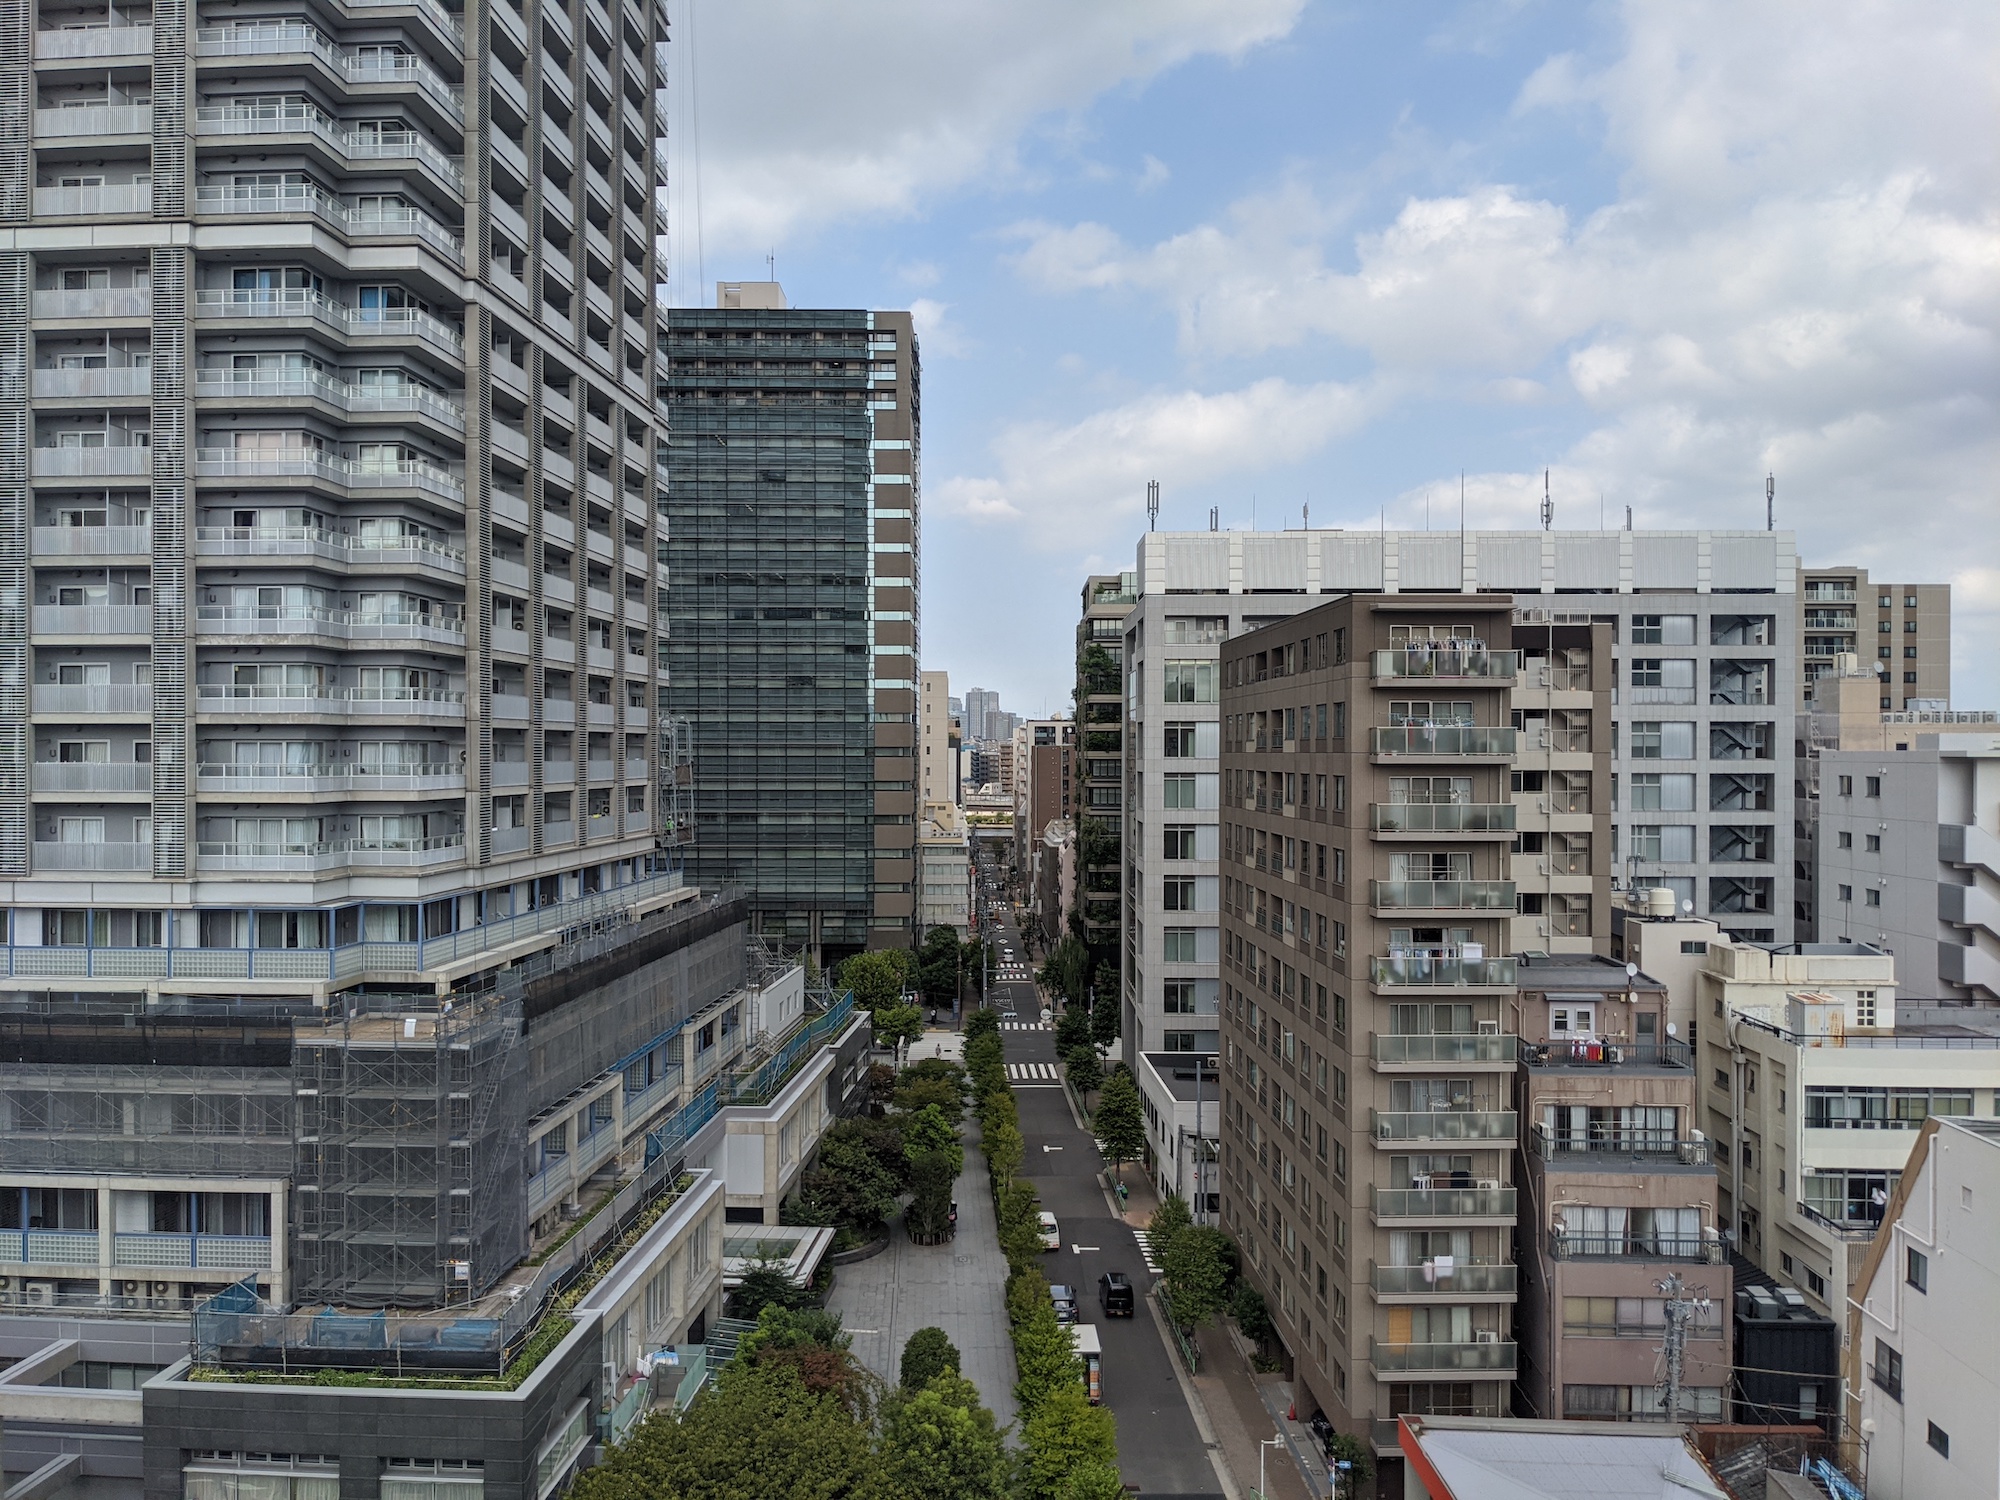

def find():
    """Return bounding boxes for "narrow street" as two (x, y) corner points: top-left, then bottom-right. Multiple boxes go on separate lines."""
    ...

(981, 896), (1229, 1500)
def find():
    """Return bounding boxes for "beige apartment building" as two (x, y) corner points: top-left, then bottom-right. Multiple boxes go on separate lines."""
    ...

(1799, 567), (1950, 711)
(1216, 593), (1528, 1484)
(1506, 611), (1612, 958)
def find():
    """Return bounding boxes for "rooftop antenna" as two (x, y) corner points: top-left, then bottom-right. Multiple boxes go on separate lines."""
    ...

(1146, 478), (1160, 532)
(1208, 506), (1218, 532)
(1302, 499), (1309, 530)
(1251, 493), (1257, 531)
(1541, 469), (1553, 531)
(1625, 505), (1633, 531)
(766, 248), (775, 281)
(1766, 472), (1775, 531)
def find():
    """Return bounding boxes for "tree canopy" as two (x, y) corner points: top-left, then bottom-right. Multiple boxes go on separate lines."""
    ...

(1092, 1069), (1145, 1178)
(898, 1327), (961, 1392)
(1160, 1225), (1235, 1331)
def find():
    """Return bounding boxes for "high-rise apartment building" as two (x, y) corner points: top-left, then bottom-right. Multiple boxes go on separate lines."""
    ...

(919, 668), (958, 805)
(2, 0), (680, 997)
(662, 288), (920, 962)
(1121, 528), (1799, 1068)
(1799, 567), (1950, 711)
(1216, 592), (1528, 1480)
(963, 685), (999, 744)
(1074, 571), (1136, 972)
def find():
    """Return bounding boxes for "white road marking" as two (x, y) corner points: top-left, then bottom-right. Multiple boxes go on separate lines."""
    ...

(1071, 1245), (1099, 1254)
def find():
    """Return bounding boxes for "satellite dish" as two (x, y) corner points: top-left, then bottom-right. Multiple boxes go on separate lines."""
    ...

(1666, 1022), (1678, 1037)
(1625, 962), (1639, 978)
(1682, 900), (1694, 913)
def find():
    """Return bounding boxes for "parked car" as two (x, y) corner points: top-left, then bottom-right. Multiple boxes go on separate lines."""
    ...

(1038, 1210), (1060, 1251)
(1049, 1284), (1079, 1324)
(1309, 1411), (1335, 1455)
(1097, 1271), (1134, 1318)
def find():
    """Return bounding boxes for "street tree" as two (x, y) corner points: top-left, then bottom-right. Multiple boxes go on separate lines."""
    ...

(1020, 1381), (1119, 1500)
(898, 1326), (961, 1391)
(878, 1373), (1010, 1500)
(1092, 1069), (1145, 1180)
(1146, 1192), (1193, 1264)
(1160, 1225), (1234, 1331)
(1089, 988), (1119, 1048)
(1062, 1046), (1102, 1097)
(900, 1103), (964, 1178)
(1011, 1299), (1080, 1421)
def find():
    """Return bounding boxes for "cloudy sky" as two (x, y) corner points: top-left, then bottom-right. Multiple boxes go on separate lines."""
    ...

(664, 0), (1999, 717)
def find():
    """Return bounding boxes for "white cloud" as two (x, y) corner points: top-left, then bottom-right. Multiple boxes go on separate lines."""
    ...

(933, 378), (1385, 548)
(990, 1), (2000, 697)
(909, 298), (970, 358)
(668, 0), (1304, 254)
(1137, 154), (1172, 192)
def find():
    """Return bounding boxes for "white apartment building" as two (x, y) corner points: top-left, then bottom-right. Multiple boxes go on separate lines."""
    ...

(1, 0), (678, 1002)
(916, 800), (971, 941)
(1818, 733), (2000, 1002)
(1696, 949), (2000, 1317)
(1121, 527), (1800, 1062)
(1849, 1115), (2000, 1500)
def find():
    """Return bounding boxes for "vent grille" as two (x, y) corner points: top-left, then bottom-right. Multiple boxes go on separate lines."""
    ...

(149, 248), (191, 877)
(0, 0), (26, 223)
(0, 253), (27, 872)
(470, 311), (494, 863)
(150, 0), (188, 216)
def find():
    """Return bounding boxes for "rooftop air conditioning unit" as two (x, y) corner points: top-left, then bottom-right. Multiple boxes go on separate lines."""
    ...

(24, 1281), (55, 1307)
(150, 1281), (174, 1297)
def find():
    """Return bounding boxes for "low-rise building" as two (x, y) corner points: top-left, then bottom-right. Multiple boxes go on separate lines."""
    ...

(1849, 1115), (2000, 1500)
(1134, 1051), (1221, 1216)
(1395, 1414), (1726, 1499)
(1509, 955), (1730, 1425)
(917, 800), (974, 941)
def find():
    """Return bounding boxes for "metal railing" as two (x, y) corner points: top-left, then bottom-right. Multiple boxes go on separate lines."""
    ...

(193, 524), (467, 571)
(1370, 1262), (1516, 1296)
(1370, 954), (1517, 988)
(1518, 1038), (1693, 1069)
(30, 604), (151, 635)
(194, 605), (466, 641)
(1370, 1184), (1516, 1220)
(193, 288), (466, 351)
(1548, 1232), (1724, 1263)
(1370, 1109), (1517, 1143)
(192, 448), (464, 497)
(30, 684), (152, 715)
(30, 446), (152, 476)
(1797, 1203), (1882, 1242)
(31, 762), (153, 793)
(32, 287), (152, 319)
(32, 367), (153, 399)
(194, 24), (465, 118)
(1369, 1337), (1516, 1373)
(33, 103), (152, 136)
(1372, 648), (1519, 680)
(196, 762), (461, 788)
(193, 367), (466, 426)
(1370, 802), (1516, 834)
(1371, 725), (1517, 757)
(1529, 1127), (1711, 1164)
(194, 836), (466, 872)
(1371, 880), (1516, 911)
(195, 105), (464, 190)
(31, 842), (153, 871)
(34, 24), (154, 58)
(1371, 1033), (1515, 1065)
(31, 183), (152, 216)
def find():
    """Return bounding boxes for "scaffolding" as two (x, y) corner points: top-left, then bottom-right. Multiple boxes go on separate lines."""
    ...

(290, 996), (525, 1309)
(659, 711), (694, 851)
(0, 1061), (295, 1178)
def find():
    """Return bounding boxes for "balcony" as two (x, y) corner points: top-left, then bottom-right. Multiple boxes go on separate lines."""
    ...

(193, 449), (465, 500)
(33, 104), (152, 138)
(1518, 1038), (1692, 1069)
(1624, 685), (1697, 706)
(32, 183), (152, 216)
(195, 834), (466, 872)
(194, 105), (464, 193)
(1376, 1184), (1512, 1224)
(1371, 880), (1515, 913)
(1370, 953), (1517, 990)
(194, 685), (467, 717)
(1371, 1109), (1517, 1145)
(196, 763), (462, 795)
(1370, 1262), (1517, 1298)
(1371, 1032), (1516, 1068)
(1797, 1203), (1882, 1243)
(1370, 802), (1516, 837)
(193, 25), (465, 121)
(33, 841), (153, 872)
(1529, 1126), (1711, 1166)
(1803, 584), (1857, 602)
(192, 368), (466, 429)
(32, 762), (153, 794)
(32, 287), (152, 320)
(112, 1233), (275, 1271)
(31, 446), (151, 479)
(1369, 1337), (1517, 1374)
(1371, 648), (1519, 682)
(1548, 1231), (1724, 1263)
(31, 684), (152, 716)
(34, 24), (154, 59)
(195, 605), (466, 646)
(1371, 725), (1516, 760)
(193, 524), (467, 577)
(32, 367), (152, 400)
(31, 605), (151, 637)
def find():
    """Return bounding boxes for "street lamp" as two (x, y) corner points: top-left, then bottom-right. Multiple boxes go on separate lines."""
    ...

(1256, 1434), (1285, 1500)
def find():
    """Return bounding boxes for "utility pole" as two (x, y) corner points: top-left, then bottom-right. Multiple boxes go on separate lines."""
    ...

(1656, 1271), (1712, 1423)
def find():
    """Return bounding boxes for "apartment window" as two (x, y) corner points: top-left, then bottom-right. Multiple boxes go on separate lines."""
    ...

(1332, 775), (1346, 811)
(1865, 775), (1882, 796)
(1164, 722), (1196, 757)
(1163, 878), (1196, 911)
(1837, 831), (1852, 848)
(1805, 1268), (1826, 1297)
(1627, 773), (1694, 811)
(1838, 884), (1853, 902)
(1904, 645), (1917, 658)
(1904, 619), (1917, 633)
(1163, 981), (1195, 1015)
(1163, 928), (1199, 963)
(1163, 774), (1196, 809)
(1163, 661), (1216, 703)
(1906, 1247), (1927, 1293)
(1164, 825), (1196, 860)
(1629, 614), (1694, 645)
(381, 1461), (484, 1500)
(1838, 775), (1853, 796)
(1928, 1423), (1949, 1458)
(1628, 721), (1695, 759)
(1857, 992), (1877, 1027)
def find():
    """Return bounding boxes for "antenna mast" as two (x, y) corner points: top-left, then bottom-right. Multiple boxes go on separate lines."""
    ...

(1208, 506), (1218, 532)
(1656, 1271), (1711, 1425)
(1541, 469), (1553, 531)
(1766, 473), (1775, 531)
(1146, 478), (1160, 532)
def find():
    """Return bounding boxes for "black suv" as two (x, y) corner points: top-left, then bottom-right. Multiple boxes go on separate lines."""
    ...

(1098, 1271), (1135, 1317)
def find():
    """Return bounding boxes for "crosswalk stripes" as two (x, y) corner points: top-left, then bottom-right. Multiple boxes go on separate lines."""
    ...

(1133, 1228), (1165, 1276)
(1000, 1020), (1050, 1031)
(1005, 1061), (1060, 1082)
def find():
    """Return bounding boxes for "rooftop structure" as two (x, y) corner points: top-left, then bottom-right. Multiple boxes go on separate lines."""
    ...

(1395, 1413), (1727, 1499)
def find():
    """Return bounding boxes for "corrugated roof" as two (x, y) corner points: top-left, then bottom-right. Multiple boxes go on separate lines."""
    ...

(1415, 1425), (1727, 1500)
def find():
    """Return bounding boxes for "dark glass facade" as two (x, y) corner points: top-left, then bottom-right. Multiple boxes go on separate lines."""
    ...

(663, 307), (919, 961)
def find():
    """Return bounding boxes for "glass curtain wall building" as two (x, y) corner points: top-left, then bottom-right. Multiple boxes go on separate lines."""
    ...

(663, 298), (919, 963)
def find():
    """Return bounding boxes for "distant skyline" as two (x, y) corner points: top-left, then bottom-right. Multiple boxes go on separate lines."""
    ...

(666, 0), (1998, 714)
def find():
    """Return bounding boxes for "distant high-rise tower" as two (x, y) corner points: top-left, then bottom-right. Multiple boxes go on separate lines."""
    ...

(964, 686), (1000, 744)
(664, 289), (921, 961)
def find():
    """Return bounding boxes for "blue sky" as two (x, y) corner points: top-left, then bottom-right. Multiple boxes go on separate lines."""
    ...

(665, 0), (1999, 717)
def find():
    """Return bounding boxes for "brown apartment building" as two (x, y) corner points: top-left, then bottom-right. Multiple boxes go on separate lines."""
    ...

(1799, 567), (1950, 711)
(1217, 593), (1527, 1489)
(1510, 955), (1731, 1424)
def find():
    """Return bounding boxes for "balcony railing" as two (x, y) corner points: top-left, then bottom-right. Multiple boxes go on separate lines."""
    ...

(32, 367), (153, 399)
(1370, 1262), (1517, 1297)
(1518, 1038), (1693, 1069)
(112, 1233), (275, 1271)
(191, 184), (465, 258)
(32, 183), (152, 216)
(1369, 1337), (1516, 1373)
(1371, 725), (1516, 758)
(32, 287), (152, 320)
(1803, 584), (1858, 602)
(1529, 1127), (1711, 1165)
(196, 762), (461, 792)
(193, 524), (467, 573)
(1370, 802), (1516, 835)
(32, 762), (153, 794)
(33, 842), (153, 871)
(195, 605), (466, 642)
(34, 24), (154, 58)
(194, 105), (464, 191)
(1372, 648), (1519, 681)
(31, 445), (151, 477)
(192, 448), (465, 498)
(33, 103), (152, 137)
(1376, 1184), (1512, 1224)
(1797, 1203), (1882, 1242)
(31, 604), (150, 636)
(193, 25), (465, 119)
(1371, 880), (1516, 911)
(192, 367), (465, 427)
(192, 292), (466, 356)
(1549, 1232), (1724, 1263)
(1370, 953), (1517, 989)
(1371, 1109), (1517, 1144)
(31, 684), (152, 715)
(1371, 1033), (1516, 1066)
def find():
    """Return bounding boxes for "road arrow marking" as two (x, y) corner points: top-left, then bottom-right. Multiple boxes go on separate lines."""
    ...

(1042, 1145), (1064, 1152)
(1071, 1245), (1099, 1254)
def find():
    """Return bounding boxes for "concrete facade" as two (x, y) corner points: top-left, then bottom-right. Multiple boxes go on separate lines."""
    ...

(1798, 567), (1950, 712)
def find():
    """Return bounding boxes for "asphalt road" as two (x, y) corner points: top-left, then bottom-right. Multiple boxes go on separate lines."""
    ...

(979, 897), (1227, 1500)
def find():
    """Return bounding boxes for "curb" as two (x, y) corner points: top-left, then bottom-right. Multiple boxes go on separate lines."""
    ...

(1143, 1285), (1242, 1500)
(827, 1234), (891, 1266)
